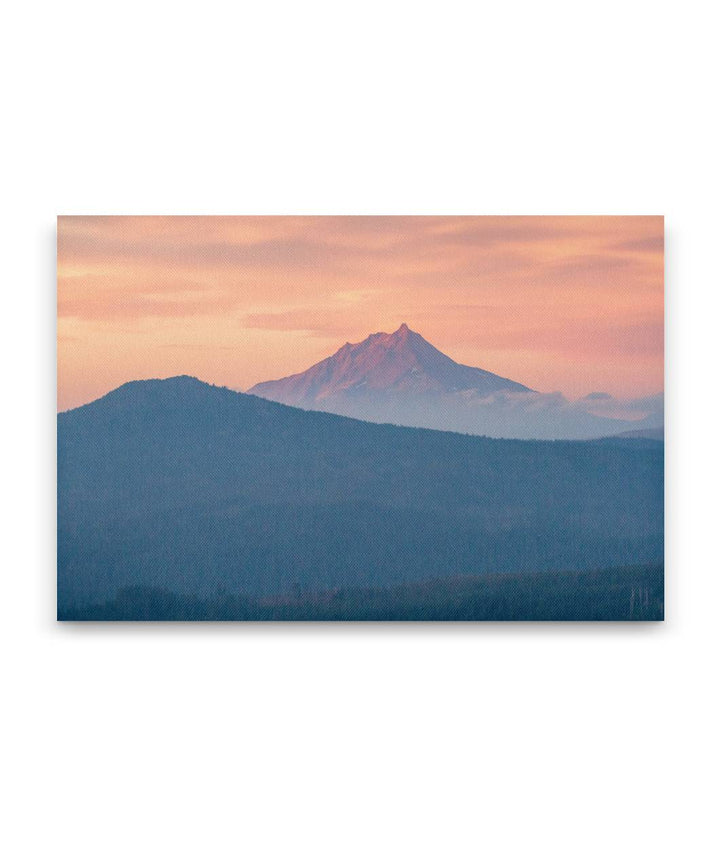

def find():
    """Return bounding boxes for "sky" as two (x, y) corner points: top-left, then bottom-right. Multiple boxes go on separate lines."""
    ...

(57, 216), (663, 412)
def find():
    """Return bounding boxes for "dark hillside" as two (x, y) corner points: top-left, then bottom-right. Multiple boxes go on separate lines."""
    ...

(58, 377), (664, 615)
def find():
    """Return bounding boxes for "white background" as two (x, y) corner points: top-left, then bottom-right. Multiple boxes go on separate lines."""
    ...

(2, 2), (718, 854)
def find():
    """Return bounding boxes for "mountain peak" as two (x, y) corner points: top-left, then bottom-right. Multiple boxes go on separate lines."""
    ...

(386, 322), (413, 344)
(362, 323), (417, 349)
(249, 325), (532, 406)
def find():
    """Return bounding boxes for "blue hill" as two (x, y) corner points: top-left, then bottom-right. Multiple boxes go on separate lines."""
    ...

(58, 376), (664, 617)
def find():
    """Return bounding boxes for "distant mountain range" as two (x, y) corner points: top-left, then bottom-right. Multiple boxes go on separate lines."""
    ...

(58, 376), (663, 616)
(249, 325), (662, 440)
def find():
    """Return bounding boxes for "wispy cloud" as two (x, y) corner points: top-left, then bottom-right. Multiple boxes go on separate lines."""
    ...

(57, 216), (664, 410)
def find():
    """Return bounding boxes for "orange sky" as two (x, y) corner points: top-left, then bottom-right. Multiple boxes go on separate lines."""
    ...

(57, 216), (663, 411)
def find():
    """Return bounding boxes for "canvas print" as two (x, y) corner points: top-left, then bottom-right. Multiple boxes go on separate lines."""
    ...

(57, 216), (664, 621)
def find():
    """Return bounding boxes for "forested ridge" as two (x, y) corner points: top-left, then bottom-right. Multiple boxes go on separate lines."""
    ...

(58, 376), (664, 619)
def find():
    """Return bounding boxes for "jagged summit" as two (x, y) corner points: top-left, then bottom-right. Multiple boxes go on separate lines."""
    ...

(246, 326), (654, 438)
(248, 325), (531, 405)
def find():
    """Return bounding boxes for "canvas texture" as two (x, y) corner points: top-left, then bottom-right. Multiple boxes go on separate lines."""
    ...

(57, 216), (664, 621)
